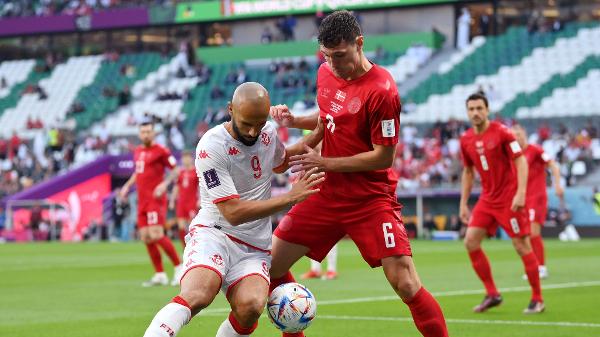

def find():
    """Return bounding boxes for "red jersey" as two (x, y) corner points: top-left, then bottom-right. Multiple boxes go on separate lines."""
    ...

(134, 144), (176, 203)
(460, 121), (523, 207)
(176, 167), (199, 205)
(524, 144), (550, 203)
(316, 62), (401, 200)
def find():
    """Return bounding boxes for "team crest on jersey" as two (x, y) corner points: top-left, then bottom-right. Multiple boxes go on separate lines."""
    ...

(475, 141), (484, 148)
(261, 132), (271, 146)
(203, 168), (220, 189)
(228, 147), (240, 155)
(211, 254), (224, 267)
(347, 97), (362, 114)
(197, 150), (209, 159)
(319, 87), (331, 98)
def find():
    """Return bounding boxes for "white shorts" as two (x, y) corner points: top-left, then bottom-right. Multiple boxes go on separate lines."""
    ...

(181, 226), (271, 297)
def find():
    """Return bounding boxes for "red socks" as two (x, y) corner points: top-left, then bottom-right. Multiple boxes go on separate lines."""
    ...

(468, 249), (499, 297)
(228, 311), (258, 335)
(270, 271), (305, 337)
(403, 287), (449, 337)
(530, 235), (545, 266)
(145, 242), (164, 272)
(157, 236), (181, 266)
(178, 229), (187, 249)
(522, 252), (543, 302)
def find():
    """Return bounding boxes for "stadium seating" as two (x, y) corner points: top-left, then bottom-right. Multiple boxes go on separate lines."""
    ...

(0, 60), (51, 116)
(0, 59), (35, 98)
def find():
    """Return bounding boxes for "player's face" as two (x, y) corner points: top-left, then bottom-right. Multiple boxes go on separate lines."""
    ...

(229, 103), (269, 146)
(182, 154), (193, 167)
(466, 99), (489, 127)
(320, 37), (363, 79)
(511, 126), (527, 148)
(138, 124), (154, 146)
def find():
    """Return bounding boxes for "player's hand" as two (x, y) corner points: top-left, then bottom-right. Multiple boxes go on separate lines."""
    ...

(511, 192), (526, 212)
(168, 200), (175, 210)
(289, 145), (327, 173)
(118, 186), (129, 202)
(154, 182), (167, 198)
(288, 167), (325, 204)
(459, 204), (471, 224)
(556, 185), (565, 199)
(270, 104), (294, 127)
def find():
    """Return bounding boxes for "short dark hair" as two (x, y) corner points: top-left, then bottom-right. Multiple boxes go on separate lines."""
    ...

(466, 93), (489, 108)
(318, 10), (362, 48)
(139, 117), (154, 128)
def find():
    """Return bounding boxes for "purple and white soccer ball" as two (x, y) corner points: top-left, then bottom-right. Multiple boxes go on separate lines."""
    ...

(267, 282), (317, 333)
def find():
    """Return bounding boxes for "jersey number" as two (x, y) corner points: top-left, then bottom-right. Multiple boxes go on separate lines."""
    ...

(326, 114), (335, 133)
(479, 155), (489, 171)
(382, 222), (396, 248)
(509, 217), (520, 234)
(251, 156), (262, 179)
(135, 160), (145, 173)
(147, 212), (158, 225)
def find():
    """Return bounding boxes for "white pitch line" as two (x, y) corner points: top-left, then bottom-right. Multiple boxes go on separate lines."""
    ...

(317, 315), (600, 328)
(199, 280), (600, 315)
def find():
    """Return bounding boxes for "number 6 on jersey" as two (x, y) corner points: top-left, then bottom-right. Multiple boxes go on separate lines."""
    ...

(382, 222), (396, 248)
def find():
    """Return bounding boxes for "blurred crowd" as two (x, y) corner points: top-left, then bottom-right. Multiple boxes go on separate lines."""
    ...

(0, 0), (179, 18)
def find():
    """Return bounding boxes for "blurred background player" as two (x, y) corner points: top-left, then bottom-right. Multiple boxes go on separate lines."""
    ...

(169, 150), (200, 249)
(269, 11), (448, 337)
(142, 82), (324, 337)
(119, 120), (182, 287)
(512, 124), (564, 279)
(302, 244), (338, 280)
(459, 93), (544, 314)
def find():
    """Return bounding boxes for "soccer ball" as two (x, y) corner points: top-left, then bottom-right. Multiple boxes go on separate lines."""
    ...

(267, 282), (317, 333)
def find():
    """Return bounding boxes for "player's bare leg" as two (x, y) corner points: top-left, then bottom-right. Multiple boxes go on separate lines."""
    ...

(143, 267), (221, 336)
(382, 255), (448, 337)
(464, 227), (502, 312)
(217, 275), (269, 336)
(148, 225), (183, 286)
(512, 236), (544, 314)
(269, 236), (311, 337)
(530, 222), (548, 278)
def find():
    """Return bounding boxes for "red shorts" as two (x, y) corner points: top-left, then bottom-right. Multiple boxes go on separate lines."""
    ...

(138, 197), (167, 228)
(469, 201), (530, 238)
(176, 202), (198, 220)
(273, 193), (411, 268)
(527, 196), (547, 225)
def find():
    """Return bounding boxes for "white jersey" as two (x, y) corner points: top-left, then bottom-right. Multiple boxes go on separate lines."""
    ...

(191, 121), (286, 250)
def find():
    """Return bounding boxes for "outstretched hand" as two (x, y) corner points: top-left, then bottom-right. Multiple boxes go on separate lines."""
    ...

(289, 145), (327, 173)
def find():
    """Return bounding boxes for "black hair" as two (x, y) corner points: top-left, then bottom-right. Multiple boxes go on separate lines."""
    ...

(317, 10), (362, 48)
(466, 93), (489, 108)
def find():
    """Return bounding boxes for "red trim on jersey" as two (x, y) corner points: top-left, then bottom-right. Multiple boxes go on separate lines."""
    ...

(171, 296), (192, 311)
(213, 195), (240, 204)
(225, 273), (270, 300)
(180, 265), (223, 289)
(226, 234), (271, 254)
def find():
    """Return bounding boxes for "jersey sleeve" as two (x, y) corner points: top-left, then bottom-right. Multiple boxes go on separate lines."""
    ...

(539, 147), (551, 163)
(273, 130), (287, 171)
(161, 146), (177, 169)
(368, 88), (401, 147)
(196, 142), (239, 204)
(460, 137), (474, 167)
(500, 126), (523, 159)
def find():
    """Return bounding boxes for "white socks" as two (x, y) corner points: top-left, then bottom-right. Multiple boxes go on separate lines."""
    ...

(310, 259), (322, 272)
(215, 318), (248, 337)
(327, 244), (338, 272)
(143, 302), (191, 337)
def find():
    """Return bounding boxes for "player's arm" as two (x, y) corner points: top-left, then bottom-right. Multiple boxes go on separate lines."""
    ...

(169, 184), (179, 210)
(546, 159), (564, 199)
(154, 159), (180, 197)
(216, 168), (325, 226)
(511, 155), (528, 211)
(274, 118), (325, 173)
(119, 173), (136, 201)
(270, 104), (319, 130)
(459, 166), (475, 224)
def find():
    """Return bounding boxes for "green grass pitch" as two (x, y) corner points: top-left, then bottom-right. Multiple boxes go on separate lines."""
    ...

(1, 239), (599, 336)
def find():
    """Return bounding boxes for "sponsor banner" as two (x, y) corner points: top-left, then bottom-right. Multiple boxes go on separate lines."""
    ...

(176, 0), (459, 22)
(91, 7), (149, 29)
(0, 14), (76, 37)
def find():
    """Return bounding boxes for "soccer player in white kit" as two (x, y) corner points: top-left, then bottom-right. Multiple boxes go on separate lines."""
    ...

(142, 82), (324, 337)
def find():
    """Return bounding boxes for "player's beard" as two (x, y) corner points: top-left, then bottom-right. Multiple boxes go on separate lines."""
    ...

(231, 118), (259, 146)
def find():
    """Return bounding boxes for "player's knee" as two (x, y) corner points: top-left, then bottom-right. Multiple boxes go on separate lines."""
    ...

(463, 237), (480, 252)
(232, 295), (265, 326)
(179, 289), (214, 312)
(393, 275), (421, 300)
(512, 238), (531, 256)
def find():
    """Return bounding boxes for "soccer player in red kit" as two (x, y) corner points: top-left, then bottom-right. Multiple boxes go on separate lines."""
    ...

(269, 11), (448, 337)
(120, 121), (182, 287)
(512, 124), (564, 279)
(169, 151), (200, 249)
(459, 93), (544, 314)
